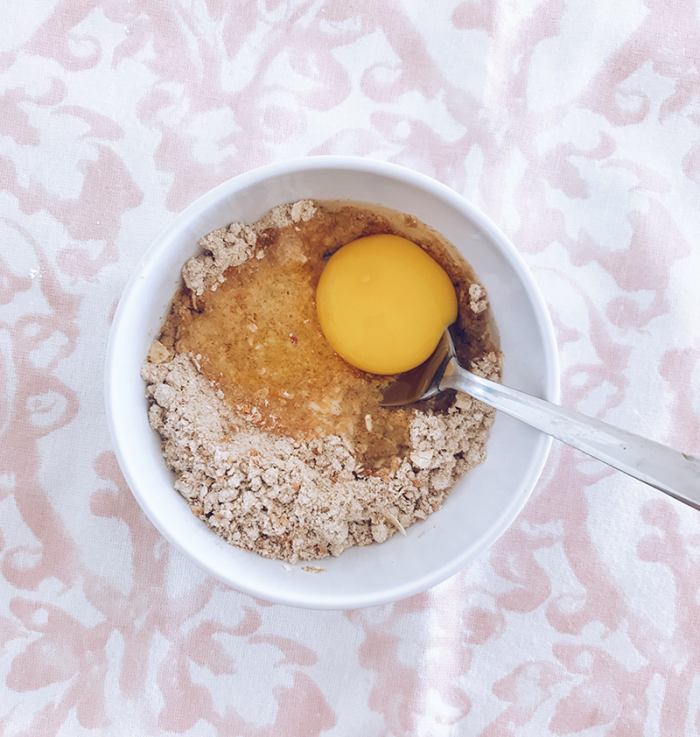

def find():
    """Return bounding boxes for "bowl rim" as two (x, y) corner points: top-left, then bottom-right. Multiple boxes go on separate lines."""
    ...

(105, 155), (560, 609)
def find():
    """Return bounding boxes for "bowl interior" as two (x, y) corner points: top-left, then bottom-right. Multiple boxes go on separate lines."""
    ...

(105, 158), (558, 609)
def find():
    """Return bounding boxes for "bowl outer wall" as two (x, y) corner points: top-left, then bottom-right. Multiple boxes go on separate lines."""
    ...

(105, 156), (560, 610)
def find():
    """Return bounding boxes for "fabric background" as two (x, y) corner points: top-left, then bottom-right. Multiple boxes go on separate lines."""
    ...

(2, 0), (700, 734)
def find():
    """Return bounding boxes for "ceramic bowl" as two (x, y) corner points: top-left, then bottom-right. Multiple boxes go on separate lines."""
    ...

(105, 156), (559, 609)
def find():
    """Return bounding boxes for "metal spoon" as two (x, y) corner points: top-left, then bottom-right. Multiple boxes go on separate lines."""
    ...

(381, 328), (700, 510)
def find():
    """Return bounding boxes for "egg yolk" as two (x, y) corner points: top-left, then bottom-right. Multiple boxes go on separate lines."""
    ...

(316, 234), (458, 375)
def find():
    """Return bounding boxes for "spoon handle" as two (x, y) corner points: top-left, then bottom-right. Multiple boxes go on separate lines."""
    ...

(441, 359), (700, 510)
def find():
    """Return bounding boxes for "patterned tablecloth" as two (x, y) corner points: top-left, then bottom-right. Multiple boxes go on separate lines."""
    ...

(2, 1), (700, 734)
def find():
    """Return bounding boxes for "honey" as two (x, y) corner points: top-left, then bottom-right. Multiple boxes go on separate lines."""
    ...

(158, 201), (494, 472)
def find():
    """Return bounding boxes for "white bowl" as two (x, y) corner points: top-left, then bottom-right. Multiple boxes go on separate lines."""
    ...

(105, 157), (559, 610)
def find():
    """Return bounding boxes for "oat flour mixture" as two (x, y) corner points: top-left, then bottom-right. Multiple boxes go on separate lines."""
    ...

(142, 200), (501, 563)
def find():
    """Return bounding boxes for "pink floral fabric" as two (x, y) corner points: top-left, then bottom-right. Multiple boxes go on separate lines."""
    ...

(2, 1), (700, 734)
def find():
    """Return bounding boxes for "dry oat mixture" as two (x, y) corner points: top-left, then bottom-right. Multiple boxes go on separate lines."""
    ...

(142, 200), (501, 563)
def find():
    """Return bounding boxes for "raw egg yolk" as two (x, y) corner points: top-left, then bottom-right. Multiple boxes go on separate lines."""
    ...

(316, 234), (458, 374)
